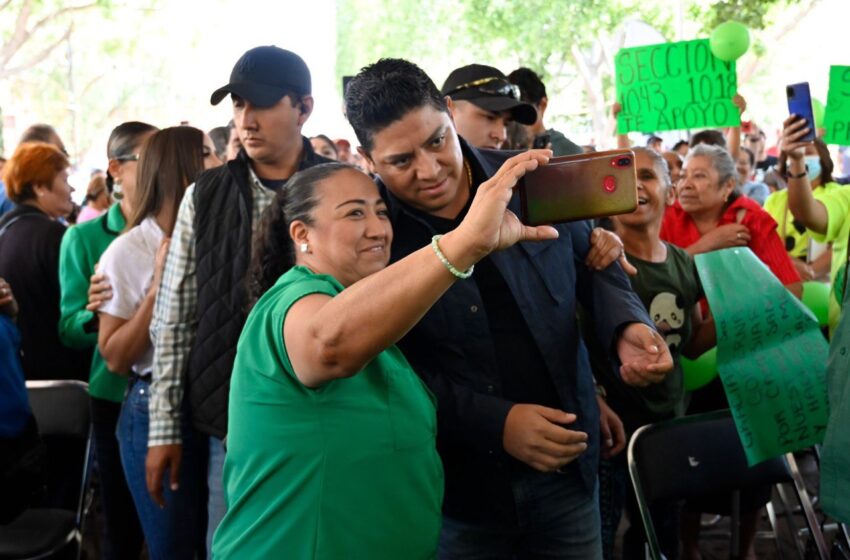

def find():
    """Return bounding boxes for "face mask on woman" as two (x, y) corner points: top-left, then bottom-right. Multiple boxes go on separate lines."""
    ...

(805, 155), (822, 182)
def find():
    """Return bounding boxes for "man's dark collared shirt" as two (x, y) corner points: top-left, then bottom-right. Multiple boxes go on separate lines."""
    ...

(378, 139), (652, 523)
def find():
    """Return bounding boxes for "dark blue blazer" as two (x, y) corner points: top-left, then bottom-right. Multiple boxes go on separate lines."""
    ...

(379, 140), (652, 522)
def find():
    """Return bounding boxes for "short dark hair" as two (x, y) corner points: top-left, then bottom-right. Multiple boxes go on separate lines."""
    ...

(507, 67), (547, 105)
(208, 126), (230, 161)
(344, 58), (447, 152)
(647, 135), (663, 147)
(689, 129), (726, 149)
(672, 140), (689, 151)
(20, 124), (59, 145)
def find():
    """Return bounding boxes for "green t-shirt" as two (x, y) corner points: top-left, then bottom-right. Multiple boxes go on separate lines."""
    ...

(58, 204), (128, 402)
(212, 266), (444, 560)
(595, 243), (702, 432)
(806, 182), (850, 332)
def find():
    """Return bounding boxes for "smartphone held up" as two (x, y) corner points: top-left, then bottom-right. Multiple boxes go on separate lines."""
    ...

(519, 149), (638, 226)
(786, 82), (816, 143)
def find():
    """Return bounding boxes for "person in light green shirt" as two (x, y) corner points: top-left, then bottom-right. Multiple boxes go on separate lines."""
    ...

(57, 121), (156, 559)
(212, 157), (562, 559)
(780, 118), (849, 332)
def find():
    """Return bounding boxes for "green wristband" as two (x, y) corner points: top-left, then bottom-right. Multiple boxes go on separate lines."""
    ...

(431, 234), (474, 279)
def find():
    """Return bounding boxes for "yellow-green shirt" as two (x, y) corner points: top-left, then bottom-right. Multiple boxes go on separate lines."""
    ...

(213, 266), (443, 559)
(763, 182), (838, 259)
(803, 183), (850, 332)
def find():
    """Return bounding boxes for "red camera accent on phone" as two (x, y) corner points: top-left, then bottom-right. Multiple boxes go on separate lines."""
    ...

(603, 175), (617, 193)
(610, 156), (632, 168)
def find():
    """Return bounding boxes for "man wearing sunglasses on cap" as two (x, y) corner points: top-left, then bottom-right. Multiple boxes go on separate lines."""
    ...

(442, 64), (538, 150)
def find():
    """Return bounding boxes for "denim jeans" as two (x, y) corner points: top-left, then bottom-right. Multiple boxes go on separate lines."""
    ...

(116, 378), (208, 560)
(206, 435), (227, 557)
(439, 467), (602, 559)
(90, 396), (144, 560)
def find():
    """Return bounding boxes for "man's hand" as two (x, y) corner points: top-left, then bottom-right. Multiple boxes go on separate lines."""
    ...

(503, 404), (588, 472)
(597, 395), (626, 459)
(86, 269), (112, 312)
(146, 444), (182, 508)
(0, 278), (18, 319)
(617, 323), (673, 387)
(586, 228), (637, 275)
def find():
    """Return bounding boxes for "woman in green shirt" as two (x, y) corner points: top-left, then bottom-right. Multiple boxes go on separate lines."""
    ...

(58, 121), (157, 559)
(212, 155), (559, 559)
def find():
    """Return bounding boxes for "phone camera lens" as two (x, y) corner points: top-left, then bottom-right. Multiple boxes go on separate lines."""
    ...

(618, 158), (631, 166)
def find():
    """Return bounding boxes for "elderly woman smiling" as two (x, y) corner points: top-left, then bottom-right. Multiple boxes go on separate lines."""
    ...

(661, 143), (801, 295)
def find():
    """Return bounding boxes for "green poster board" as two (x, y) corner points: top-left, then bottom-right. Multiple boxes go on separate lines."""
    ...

(823, 65), (850, 145)
(615, 39), (740, 134)
(695, 248), (829, 465)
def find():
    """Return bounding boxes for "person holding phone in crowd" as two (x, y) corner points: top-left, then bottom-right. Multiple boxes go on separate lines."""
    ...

(342, 58), (672, 559)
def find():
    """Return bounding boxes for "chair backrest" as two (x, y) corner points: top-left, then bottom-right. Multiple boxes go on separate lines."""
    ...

(25, 380), (91, 521)
(26, 380), (90, 440)
(628, 409), (791, 506)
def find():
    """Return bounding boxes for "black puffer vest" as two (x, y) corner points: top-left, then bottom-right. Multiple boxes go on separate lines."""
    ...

(187, 140), (330, 438)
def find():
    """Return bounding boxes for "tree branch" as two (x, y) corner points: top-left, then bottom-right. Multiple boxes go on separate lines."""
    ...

(0, 2), (96, 72)
(739, 0), (819, 86)
(0, 0), (34, 66)
(29, 3), (98, 37)
(0, 24), (72, 81)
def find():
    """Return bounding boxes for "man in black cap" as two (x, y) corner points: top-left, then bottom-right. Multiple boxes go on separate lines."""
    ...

(441, 64), (538, 150)
(146, 45), (330, 551)
(507, 67), (583, 157)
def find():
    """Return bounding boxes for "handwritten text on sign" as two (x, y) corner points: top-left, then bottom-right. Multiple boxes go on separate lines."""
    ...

(696, 248), (828, 465)
(615, 39), (740, 134)
(824, 66), (850, 145)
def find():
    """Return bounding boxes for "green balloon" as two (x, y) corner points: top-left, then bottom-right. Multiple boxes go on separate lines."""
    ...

(812, 98), (826, 129)
(709, 21), (751, 62)
(802, 281), (830, 327)
(682, 347), (717, 392)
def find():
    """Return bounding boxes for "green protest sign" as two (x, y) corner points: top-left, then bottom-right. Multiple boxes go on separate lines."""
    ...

(615, 39), (740, 134)
(823, 65), (850, 145)
(695, 248), (829, 465)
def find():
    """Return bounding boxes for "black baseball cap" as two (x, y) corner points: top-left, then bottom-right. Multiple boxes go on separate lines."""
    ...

(210, 46), (311, 107)
(441, 64), (537, 125)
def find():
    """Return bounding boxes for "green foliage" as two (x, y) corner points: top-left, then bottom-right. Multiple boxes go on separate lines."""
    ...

(336, 0), (800, 141)
(693, 0), (791, 34)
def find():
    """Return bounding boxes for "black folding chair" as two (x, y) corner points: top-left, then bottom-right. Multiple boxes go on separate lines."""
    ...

(0, 380), (92, 560)
(628, 409), (829, 560)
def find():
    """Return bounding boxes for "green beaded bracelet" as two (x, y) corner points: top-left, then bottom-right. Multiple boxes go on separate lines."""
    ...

(431, 234), (474, 279)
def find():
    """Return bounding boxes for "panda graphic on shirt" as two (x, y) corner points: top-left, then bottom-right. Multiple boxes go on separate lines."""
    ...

(649, 292), (685, 352)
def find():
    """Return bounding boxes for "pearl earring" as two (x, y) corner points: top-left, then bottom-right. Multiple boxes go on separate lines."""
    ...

(300, 243), (309, 253)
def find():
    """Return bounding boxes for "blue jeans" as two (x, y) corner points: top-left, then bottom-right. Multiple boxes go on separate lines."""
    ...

(117, 378), (208, 560)
(439, 467), (602, 559)
(206, 435), (227, 557)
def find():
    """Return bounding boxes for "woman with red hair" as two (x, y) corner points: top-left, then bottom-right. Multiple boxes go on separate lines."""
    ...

(0, 142), (91, 382)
